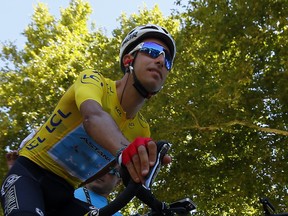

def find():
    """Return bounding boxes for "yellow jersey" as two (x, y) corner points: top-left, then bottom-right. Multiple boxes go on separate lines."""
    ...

(19, 69), (150, 188)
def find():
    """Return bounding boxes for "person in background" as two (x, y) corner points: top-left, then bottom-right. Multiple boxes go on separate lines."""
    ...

(1, 23), (176, 216)
(5, 151), (19, 170)
(74, 166), (122, 216)
(4, 130), (36, 170)
(5, 150), (122, 216)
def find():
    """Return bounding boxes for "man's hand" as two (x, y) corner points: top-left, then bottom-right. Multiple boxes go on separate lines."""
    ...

(118, 137), (171, 183)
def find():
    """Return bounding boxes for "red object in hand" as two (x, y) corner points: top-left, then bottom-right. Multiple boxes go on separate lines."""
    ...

(121, 137), (152, 165)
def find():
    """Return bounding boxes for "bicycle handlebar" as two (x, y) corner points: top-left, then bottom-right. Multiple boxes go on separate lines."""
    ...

(99, 180), (174, 215)
(99, 180), (141, 215)
(131, 197), (197, 216)
(98, 181), (196, 215)
(91, 140), (171, 215)
(88, 141), (197, 216)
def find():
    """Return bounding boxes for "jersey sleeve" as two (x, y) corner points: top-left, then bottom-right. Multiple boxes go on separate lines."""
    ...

(74, 69), (106, 109)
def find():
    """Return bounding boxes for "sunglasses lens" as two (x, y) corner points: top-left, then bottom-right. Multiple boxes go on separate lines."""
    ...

(164, 54), (172, 70)
(140, 42), (172, 70)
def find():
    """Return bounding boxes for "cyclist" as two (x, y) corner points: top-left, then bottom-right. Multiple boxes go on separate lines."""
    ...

(1, 23), (176, 216)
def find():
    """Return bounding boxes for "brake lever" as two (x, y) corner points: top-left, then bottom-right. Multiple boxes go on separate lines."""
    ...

(143, 140), (171, 190)
(169, 198), (197, 215)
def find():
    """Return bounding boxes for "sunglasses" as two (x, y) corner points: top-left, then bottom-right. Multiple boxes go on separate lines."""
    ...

(108, 167), (121, 178)
(129, 42), (172, 70)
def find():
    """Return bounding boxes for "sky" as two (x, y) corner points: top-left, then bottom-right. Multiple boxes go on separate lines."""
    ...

(0, 0), (184, 49)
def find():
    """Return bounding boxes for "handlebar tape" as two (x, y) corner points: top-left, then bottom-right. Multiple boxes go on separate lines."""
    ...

(135, 186), (166, 214)
(99, 180), (141, 215)
(99, 181), (165, 215)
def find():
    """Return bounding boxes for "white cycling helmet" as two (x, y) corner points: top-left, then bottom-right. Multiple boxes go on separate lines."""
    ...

(119, 24), (176, 72)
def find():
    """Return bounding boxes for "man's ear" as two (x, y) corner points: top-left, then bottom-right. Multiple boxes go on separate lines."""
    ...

(123, 54), (134, 67)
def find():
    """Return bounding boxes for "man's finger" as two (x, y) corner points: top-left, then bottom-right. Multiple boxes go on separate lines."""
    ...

(137, 145), (149, 176)
(131, 153), (142, 179)
(162, 155), (172, 165)
(147, 141), (157, 166)
(126, 162), (140, 183)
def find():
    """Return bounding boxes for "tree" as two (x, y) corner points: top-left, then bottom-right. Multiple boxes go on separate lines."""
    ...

(149, 0), (288, 214)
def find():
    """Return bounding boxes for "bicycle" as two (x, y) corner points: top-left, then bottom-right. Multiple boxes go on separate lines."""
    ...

(89, 141), (197, 216)
(260, 197), (288, 216)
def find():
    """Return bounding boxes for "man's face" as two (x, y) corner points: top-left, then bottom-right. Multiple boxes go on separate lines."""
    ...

(87, 168), (120, 196)
(132, 39), (171, 93)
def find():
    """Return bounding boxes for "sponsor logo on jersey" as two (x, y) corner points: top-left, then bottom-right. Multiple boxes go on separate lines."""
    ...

(81, 72), (103, 86)
(35, 208), (44, 216)
(25, 109), (72, 150)
(1, 174), (21, 196)
(4, 185), (19, 215)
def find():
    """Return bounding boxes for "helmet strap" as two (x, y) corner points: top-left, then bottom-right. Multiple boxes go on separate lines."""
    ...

(125, 52), (161, 99)
(120, 72), (130, 105)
